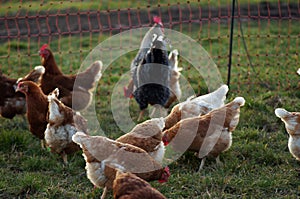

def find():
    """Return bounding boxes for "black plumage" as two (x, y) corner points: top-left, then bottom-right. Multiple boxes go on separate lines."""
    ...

(0, 72), (25, 119)
(0, 66), (45, 119)
(131, 31), (171, 120)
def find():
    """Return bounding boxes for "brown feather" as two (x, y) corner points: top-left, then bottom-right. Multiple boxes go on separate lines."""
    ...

(40, 46), (102, 111)
(116, 118), (164, 153)
(163, 97), (245, 159)
(45, 92), (88, 156)
(113, 171), (166, 199)
(72, 133), (167, 191)
(17, 81), (48, 139)
(275, 108), (300, 160)
(164, 85), (229, 130)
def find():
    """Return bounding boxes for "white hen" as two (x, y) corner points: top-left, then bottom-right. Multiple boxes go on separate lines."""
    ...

(275, 108), (300, 161)
(164, 84), (229, 130)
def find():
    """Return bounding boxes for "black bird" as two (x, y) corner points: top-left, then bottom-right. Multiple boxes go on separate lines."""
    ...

(126, 17), (171, 121)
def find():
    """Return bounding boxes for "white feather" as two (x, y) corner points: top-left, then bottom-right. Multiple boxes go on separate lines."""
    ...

(180, 84), (229, 111)
(47, 88), (59, 102)
(44, 124), (76, 153)
(197, 85), (229, 106)
(233, 97), (245, 106)
(275, 108), (290, 118)
(85, 161), (107, 187)
(47, 98), (63, 123)
(288, 136), (300, 160)
(34, 65), (46, 74)
(178, 85), (229, 114)
(93, 61), (103, 82)
(149, 142), (165, 163)
(276, 108), (300, 160)
(150, 117), (165, 130)
(72, 131), (87, 145)
(275, 108), (299, 135)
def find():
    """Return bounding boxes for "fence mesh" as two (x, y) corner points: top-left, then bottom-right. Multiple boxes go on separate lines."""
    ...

(0, 0), (299, 96)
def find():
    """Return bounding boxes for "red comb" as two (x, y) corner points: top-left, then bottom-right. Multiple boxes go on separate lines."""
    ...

(158, 166), (170, 183)
(162, 135), (169, 146)
(153, 16), (162, 25)
(164, 166), (170, 175)
(40, 44), (48, 51)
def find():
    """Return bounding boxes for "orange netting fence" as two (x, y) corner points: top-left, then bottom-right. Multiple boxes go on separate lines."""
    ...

(0, 0), (299, 95)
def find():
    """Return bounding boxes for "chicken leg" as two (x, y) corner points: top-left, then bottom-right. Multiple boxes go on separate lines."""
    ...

(198, 156), (223, 172)
(150, 104), (167, 118)
(41, 139), (46, 149)
(137, 109), (145, 122)
(100, 187), (108, 199)
(197, 157), (206, 172)
(62, 152), (68, 165)
(123, 79), (134, 98)
(215, 156), (223, 167)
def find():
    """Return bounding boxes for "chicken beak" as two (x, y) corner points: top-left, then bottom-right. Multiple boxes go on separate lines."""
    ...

(15, 85), (20, 92)
(39, 51), (46, 64)
(15, 82), (23, 93)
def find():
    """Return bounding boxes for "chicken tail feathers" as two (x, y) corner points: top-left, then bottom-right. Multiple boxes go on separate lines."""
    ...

(214, 84), (229, 100)
(191, 84), (229, 109)
(275, 108), (290, 119)
(34, 65), (46, 74)
(16, 65), (45, 85)
(233, 97), (245, 107)
(75, 61), (103, 91)
(48, 88), (59, 100)
(72, 131), (88, 145)
(224, 97), (245, 132)
(168, 49), (179, 70)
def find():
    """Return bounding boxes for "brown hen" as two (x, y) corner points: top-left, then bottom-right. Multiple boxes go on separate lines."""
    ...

(39, 44), (102, 111)
(0, 66), (45, 119)
(72, 132), (170, 199)
(162, 97), (245, 171)
(275, 108), (300, 161)
(116, 117), (165, 163)
(113, 170), (166, 199)
(16, 81), (48, 146)
(164, 84), (229, 130)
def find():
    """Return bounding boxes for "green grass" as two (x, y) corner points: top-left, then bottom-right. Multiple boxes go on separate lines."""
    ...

(1, 1), (300, 198)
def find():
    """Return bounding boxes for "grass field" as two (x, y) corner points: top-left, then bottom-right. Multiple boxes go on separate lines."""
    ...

(1, 1), (300, 199)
